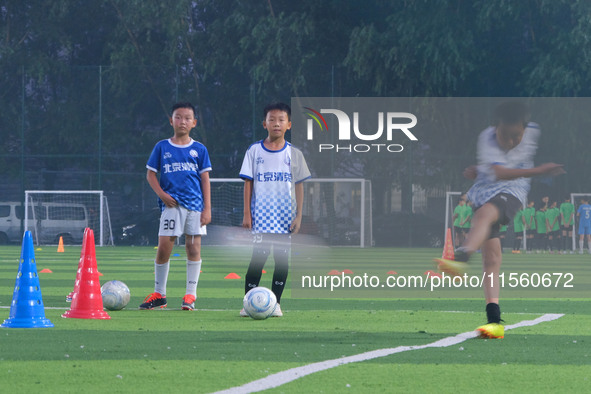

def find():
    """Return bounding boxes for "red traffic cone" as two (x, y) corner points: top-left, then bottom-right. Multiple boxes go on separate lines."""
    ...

(62, 228), (110, 319)
(442, 228), (455, 260)
(66, 228), (90, 302)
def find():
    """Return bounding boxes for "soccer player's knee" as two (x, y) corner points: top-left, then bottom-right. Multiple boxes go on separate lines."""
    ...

(252, 246), (270, 263)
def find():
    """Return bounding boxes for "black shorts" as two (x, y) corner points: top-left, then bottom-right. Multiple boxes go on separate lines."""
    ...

(475, 193), (522, 239)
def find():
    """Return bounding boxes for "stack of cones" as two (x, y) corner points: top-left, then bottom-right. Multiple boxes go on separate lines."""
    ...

(442, 227), (455, 260)
(62, 228), (110, 320)
(1, 231), (54, 328)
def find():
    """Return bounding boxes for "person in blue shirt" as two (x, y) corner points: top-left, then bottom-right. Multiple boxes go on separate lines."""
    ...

(140, 102), (212, 311)
(577, 198), (591, 254)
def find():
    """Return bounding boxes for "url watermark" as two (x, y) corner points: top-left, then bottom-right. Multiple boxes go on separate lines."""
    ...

(300, 272), (575, 292)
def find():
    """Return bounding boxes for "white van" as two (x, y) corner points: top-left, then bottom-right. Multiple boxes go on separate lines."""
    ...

(0, 201), (88, 245)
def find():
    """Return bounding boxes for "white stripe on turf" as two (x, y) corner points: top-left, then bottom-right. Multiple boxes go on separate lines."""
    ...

(213, 313), (564, 394)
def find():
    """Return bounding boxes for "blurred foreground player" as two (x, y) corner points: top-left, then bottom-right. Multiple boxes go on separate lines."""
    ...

(435, 101), (564, 338)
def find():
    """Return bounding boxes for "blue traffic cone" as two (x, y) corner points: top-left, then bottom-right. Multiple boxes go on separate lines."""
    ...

(1, 231), (54, 328)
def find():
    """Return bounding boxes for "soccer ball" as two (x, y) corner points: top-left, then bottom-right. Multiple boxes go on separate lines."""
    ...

(101, 280), (131, 311)
(243, 287), (277, 320)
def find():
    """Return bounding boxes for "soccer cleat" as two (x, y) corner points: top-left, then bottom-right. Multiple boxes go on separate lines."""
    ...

(433, 258), (468, 277)
(181, 294), (196, 311)
(476, 323), (504, 339)
(139, 292), (167, 310)
(239, 308), (249, 317)
(270, 304), (283, 317)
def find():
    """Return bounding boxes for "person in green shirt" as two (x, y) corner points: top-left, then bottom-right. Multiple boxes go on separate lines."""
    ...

(452, 194), (467, 248)
(460, 200), (473, 236)
(523, 200), (536, 253)
(545, 201), (560, 253)
(559, 196), (575, 253)
(512, 208), (525, 253)
(535, 206), (547, 252)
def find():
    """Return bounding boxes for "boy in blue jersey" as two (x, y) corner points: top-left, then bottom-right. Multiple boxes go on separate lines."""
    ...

(577, 198), (591, 254)
(239, 102), (311, 317)
(140, 102), (212, 311)
(435, 101), (564, 339)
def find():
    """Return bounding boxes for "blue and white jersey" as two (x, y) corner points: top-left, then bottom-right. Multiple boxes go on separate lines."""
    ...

(468, 123), (540, 207)
(239, 140), (311, 234)
(578, 204), (591, 227)
(146, 138), (212, 212)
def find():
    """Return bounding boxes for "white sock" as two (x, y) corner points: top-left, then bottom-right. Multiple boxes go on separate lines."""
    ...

(186, 260), (202, 296)
(154, 261), (170, 296)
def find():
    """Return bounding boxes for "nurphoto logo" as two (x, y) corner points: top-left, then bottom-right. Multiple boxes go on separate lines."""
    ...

(303, 106), (418, 153)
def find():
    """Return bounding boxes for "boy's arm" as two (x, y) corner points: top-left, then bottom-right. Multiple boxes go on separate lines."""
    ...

(242, 179), (253, 229)
(200, 171), (211, 226)
(492, 162), (565, 180)
(290, 182), (304, 234)
(146, 170), (177, 207)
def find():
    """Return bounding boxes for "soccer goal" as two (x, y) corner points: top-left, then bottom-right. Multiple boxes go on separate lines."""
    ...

(210, 178), (373, 247)
(24, 190), (114, 246)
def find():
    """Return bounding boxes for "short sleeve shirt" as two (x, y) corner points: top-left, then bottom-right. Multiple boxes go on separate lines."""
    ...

(239, 140), (311, 234)
(146, 138), (212, 211)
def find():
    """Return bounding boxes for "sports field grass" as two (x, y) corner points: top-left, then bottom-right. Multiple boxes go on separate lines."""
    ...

(0, 243), (589, 393)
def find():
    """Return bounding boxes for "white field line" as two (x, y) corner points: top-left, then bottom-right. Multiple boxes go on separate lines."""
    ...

(213, 313), (565, 394)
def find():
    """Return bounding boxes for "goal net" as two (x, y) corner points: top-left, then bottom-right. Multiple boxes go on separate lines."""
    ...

(24, 190), (114, 246)
(210, 178), (373, 247)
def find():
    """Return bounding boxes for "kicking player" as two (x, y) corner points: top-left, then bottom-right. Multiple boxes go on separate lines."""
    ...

(140, 102), (212, 311)
(435, 101), (564, 339)
(239, 102), (311, 317)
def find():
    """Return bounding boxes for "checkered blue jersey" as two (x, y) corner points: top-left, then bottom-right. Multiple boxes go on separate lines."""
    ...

(146, 138), (212, 212)
(239, 140), (311, 234)
(468, 123), (540, 208)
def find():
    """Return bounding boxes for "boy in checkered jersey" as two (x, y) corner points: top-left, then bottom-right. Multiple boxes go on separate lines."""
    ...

(435, 101), (564, 339)
(239, 102), (311, 317)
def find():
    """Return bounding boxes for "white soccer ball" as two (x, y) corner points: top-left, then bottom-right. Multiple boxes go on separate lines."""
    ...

(243, 287), (277, 320)
(101, 280), (131, 311)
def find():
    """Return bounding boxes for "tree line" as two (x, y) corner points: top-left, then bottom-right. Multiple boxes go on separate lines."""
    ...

(1, 0), (589, 209)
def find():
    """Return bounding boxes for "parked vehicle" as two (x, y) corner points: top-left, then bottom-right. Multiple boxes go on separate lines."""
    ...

(0, 201), (88, 245)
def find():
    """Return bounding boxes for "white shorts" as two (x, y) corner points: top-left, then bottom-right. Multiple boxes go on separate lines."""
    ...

(159, 206), (207, 237)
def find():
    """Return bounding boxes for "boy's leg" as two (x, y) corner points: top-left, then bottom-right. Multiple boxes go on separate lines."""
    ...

(271, 236), (290, 304)
(481, 237), (502, 312)
(245, 235), (271, 294)
(155, 235), (175, 295)
(457, 203), (500, 260)
(139, 235), (173, 309)
(476, 236), (504, 338)
(183, 235), (202, 310)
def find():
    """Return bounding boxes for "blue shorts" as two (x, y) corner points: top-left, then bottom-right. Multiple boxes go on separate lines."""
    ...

(578, 223), (591, 235)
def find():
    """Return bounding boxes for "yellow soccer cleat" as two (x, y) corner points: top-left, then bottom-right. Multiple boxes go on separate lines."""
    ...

(476, 323), (504, 339)
(433, 258), (468, 277)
